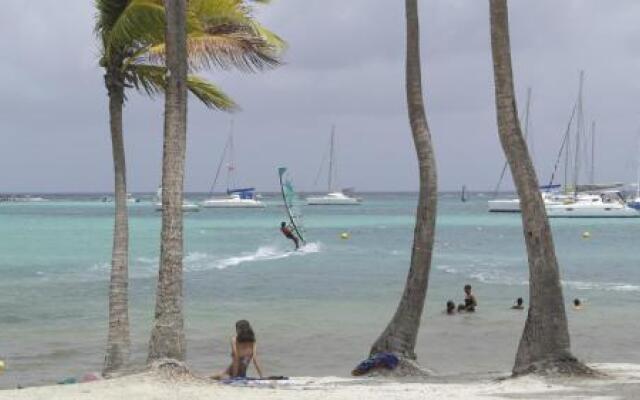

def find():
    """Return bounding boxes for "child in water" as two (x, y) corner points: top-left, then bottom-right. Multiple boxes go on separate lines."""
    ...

(445, 300), (456, 315)
(573, 298), (584, 310)
(212, 320), (264, 379)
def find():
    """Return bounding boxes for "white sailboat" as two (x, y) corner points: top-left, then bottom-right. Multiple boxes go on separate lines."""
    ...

(307, 126), (361, 206)
(127, 193), (140, 204)
(154, 186), (200, 212)
(543, 72), (638, 218)
(201, 123), (265, 209)
(627, 133), (640, 210)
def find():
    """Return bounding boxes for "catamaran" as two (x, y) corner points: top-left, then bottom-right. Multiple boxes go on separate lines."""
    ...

(543, 72), (638, 218)
(306, 126), (362, 206)
(154, 186), (200, 212)
(488, 76), (640, 218)
(201, 123), (265, 208)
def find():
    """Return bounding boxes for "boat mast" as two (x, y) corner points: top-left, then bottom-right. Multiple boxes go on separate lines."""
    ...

(208, 122), (233, 195)
(572, 70), (585, 197)
(227, 120), (236, 192)
(328, 125), (335, 193)
(523, 87), (532, 153)
(492, 87), (532, 197)
(590, 120), (596, 184)
(636, 132), (640, 199)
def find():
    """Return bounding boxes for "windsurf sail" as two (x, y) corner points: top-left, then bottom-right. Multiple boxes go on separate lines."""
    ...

(278, 167), (306, 244)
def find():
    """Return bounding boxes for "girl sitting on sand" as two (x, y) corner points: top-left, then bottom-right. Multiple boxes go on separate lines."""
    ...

(212, 320), (264, 379)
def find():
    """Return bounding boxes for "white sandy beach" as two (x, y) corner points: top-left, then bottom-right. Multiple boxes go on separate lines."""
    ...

(1, 363), (639, 400)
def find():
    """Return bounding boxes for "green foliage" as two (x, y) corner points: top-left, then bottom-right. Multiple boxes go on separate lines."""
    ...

(95, 0), (284, 107)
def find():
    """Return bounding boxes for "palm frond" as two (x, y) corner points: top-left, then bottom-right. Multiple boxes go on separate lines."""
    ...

(149, 31), (279, 72)
(186, 76), (238, 111)
(106, 0), (165, 56)
(126, 64), (237, 111)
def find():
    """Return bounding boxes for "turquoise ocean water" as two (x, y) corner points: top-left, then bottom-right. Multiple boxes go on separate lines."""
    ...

(0, 192), (638, 388)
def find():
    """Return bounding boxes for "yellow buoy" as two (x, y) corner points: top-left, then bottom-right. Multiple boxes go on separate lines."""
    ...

(340, 232), (350, 240)
(0, 360), (6, 374)
(582, 231), (591, 239)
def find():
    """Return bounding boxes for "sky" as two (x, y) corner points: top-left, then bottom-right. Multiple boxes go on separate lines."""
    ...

(2, 1), (640, 193)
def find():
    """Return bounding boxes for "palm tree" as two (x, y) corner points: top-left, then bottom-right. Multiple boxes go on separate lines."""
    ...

(488, 0), (589, 376)
(146, 0), (283, 363)
(368, 0), (437, 371)
(147, 0), (189, 362)
(96, 0), (282, 373)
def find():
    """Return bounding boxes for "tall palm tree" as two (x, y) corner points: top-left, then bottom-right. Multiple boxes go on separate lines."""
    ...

(147, 0), (189, 362)
(96, 0), (282, 373)
(369, 0), (437, 367)
(146, 0), (283, 363)
(488, 0), (589, 376)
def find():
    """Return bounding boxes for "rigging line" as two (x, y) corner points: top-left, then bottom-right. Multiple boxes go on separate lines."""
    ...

(313, 140), (331, 188)
(492, 88), (532, 198)
(548, 103), (577, 188)
(208, 122), (233, 196)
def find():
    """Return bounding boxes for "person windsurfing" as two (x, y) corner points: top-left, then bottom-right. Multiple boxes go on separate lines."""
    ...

(280, 221), (300, 250)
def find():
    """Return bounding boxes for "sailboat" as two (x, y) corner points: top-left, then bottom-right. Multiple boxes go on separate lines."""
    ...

(542, 72), (638, 218)
(461, 185), (467, 202)
(306, 126), (362, 206)
(201, 123), (265, 208)
(627, 133), (640, 210)
(154, 186), (200, 212)
(488, 87), (538, 212)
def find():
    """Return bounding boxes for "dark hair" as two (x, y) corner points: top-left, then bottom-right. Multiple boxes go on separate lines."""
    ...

(446, 300), (455, 310)
(517, 297), (523, 305)
(573, 298), (581, 306)
(281, 222), (287, 227)
(464, 284), (472, 291)
(235, 320), (256, 343)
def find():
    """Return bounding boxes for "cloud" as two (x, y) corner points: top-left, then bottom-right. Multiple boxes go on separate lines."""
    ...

(1, 1), (640, 192)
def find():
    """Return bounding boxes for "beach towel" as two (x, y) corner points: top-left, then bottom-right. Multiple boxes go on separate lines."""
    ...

(352, 352), (399, 376)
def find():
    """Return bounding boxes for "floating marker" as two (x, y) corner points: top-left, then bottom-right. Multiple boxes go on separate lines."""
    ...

(582, 231), (591, 239)
(340, 232), (350, 240)
(0, 360), (5, 374)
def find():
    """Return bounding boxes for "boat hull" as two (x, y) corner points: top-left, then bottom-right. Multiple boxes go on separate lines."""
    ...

(546, 203), (640, 218)
(488, 199), (521, 212)
(201, 199), (265, 208)
(155, 203), (200, 212)
(306, 197), (361, 205)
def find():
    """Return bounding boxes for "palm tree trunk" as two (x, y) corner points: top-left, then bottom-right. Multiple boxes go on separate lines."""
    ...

(148, 0), (188, 362)
(103, 69), (131, 374)
(488, 0), (588, 376)
(369, 0), (437, 364)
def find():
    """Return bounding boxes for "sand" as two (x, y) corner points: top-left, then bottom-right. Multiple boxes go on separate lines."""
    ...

(1, 363), (639, 400)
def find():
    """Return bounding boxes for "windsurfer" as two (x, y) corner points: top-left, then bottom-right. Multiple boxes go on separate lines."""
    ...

(280, 221), (300, 250)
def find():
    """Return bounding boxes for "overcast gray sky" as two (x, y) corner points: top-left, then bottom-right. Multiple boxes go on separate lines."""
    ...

(2, 1), (640, 193)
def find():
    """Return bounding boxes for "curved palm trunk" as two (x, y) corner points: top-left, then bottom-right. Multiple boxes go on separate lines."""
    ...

(488, 0), (587, 376)
(369, 0), (437, 361)
(148, 0), (188, 362)
(103, 70), (131, 374)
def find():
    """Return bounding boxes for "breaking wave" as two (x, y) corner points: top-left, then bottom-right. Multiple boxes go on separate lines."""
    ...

(435, 265), (640, 293)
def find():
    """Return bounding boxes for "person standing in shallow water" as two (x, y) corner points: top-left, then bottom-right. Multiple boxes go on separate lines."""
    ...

(280, 221), (300, 250)
(212, 320), (264, 379)
(458, 284), (477, 312)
